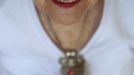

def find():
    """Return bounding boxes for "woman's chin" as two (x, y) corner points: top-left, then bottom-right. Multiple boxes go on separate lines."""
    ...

(49, 0), (87, 15)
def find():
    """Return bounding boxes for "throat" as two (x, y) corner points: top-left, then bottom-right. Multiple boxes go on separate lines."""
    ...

(44, 12), (88, 50)
(35, 0), (104, 51)
(52, 26), (86, 50)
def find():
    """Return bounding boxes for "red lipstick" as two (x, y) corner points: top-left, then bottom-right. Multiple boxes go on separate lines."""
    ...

(52, 0), (80, 8)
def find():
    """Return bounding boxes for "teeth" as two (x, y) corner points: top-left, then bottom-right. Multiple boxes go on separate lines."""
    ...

(57, 0), (76, 3)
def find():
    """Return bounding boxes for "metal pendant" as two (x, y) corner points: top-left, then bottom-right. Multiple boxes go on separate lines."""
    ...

(59, 50), (85, 75)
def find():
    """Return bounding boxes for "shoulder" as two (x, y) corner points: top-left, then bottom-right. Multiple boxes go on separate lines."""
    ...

(111, 0), (134, 42)
(0, 0), (32, 14)
(0, 0), (33, 27)
(0, 0), (33, 47)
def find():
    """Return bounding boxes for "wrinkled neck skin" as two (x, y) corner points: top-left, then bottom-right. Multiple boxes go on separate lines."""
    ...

(34, 0), (104, 50)
(35, 0), (101, 26)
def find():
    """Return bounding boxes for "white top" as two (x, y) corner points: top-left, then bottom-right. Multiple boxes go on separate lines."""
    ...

(0, 0), (134, 75)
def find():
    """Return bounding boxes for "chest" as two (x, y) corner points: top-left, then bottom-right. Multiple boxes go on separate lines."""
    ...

(0, 37), (132, 75)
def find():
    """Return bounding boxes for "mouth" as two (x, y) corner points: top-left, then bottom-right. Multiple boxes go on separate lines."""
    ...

(52, 0), (81, 8)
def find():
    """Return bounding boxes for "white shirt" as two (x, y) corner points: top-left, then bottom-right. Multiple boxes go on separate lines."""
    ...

(0, 0), (134, 75)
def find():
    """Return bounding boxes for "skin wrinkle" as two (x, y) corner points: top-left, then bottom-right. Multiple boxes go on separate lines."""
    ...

(34, 0), (104, 51)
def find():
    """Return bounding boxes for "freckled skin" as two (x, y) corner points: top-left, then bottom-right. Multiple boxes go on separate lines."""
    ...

(35, 0), (104, 50)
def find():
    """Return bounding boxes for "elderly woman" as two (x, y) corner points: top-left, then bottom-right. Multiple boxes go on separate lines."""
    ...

(0, 0), (134, 75)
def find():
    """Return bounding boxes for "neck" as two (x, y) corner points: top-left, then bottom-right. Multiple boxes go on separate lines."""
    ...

(35, 0), (104, 50)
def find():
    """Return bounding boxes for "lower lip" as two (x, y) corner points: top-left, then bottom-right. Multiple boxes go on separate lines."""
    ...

(52, 0), (80, 9)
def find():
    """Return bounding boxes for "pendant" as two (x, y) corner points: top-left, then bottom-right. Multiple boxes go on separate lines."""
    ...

(59, 50), (85, 75)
